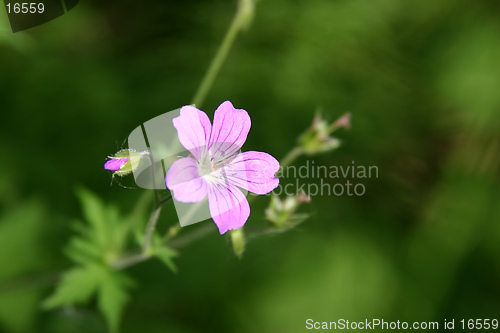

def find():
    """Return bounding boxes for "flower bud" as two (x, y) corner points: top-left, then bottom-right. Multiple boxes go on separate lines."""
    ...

(331, 112), (351, 131)
(230, 228), (245, 259)
(299, 112), (350, 155)
(104, 149), (145, 177)
(265, 192), (311, 229)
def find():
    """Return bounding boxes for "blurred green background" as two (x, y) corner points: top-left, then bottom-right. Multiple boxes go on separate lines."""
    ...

(1, 0), (500, 332)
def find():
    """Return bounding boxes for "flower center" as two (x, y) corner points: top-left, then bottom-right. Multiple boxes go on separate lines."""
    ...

(198, 160), (214, 177)
(197, 152), (235, 184)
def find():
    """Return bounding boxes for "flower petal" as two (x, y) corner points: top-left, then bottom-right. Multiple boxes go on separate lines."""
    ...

(209, 101), (251, 163)
(225, 151), (280, 195)
(166, 157), (208, 203)
(172, 105), (212, 161)
(104, 158), (130, 171)
(208, 183), (250, 234)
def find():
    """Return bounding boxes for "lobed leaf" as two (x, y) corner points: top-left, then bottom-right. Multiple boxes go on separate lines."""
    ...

(42, 265), (101, 309)
(155, 246), (179, 273)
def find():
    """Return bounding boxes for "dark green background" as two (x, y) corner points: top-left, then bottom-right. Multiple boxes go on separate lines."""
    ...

(1, 0), (500, 332)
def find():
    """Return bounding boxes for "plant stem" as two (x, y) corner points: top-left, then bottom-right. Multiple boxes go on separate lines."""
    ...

(142, 205), (163, 254)
(146, 154), (161, 206)
(191, 2), (248, 107)
(142, 194), (172, 252)
(158, 194), (173, 206)
(280, 146), (303, 169)
(166, 223), (216, 249)
(112, 222), (216, 270)
(111, 253), (149, 270)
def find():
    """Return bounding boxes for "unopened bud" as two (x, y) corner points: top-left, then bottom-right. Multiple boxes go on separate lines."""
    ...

(330, 112), (351, 131)
(230, 228), (245, 259)
(299, 113), (347, 155)
(104, 149), (146, 177)
(265, 193), (310, 229)
(297, 190), (311, 203)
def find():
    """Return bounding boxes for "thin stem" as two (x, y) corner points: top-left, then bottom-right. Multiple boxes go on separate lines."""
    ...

(246, 227), (286, 239)
(280, 146), (303, 169)
(158, 194), (173, 206)
(111, 253), (149, 270)
(112, 223), (216, 270)
(146, 154), (161, 206)
(142, 194), (173, 253)
(112, 193), (172, 269)
(191, 3), (247, 107)
(142, 205), (163, 254)
(166, 223), (216, 249)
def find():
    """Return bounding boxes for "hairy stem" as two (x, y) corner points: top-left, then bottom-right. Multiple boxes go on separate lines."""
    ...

(142, 193), (172, 253)
(142, 205), (163, 254)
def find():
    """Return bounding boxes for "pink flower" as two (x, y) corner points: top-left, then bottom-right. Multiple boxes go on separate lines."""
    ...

(166, 101), (280, 234)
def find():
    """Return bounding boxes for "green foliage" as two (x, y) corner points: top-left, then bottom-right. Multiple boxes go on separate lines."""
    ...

(154, 246), (179, 273)
(44, 189), (144, 333)
(74, 188), (131, 263)
(97, 269), (135, 333)
(43, 264), (134, 333)
(43, 265), (102, 308)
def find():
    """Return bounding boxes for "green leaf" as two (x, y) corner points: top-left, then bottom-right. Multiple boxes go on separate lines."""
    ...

(43, 264), (134, 333)
(75, 188), (110, 251)
(65, 237), (103, 265)
(155, 246), (179, 273)
(43, 265), (101, 309)
(97, 270), (134, 333)
(73, 188), (141, 263)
